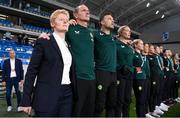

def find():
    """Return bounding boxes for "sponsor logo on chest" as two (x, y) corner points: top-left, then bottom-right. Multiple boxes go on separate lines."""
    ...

(74, 30), (80, 34)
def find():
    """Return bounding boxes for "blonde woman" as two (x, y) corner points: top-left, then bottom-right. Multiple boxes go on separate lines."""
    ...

(20, 9), (76, 117)
(132, 39), (148, 117)
(115, 25), (134, 117)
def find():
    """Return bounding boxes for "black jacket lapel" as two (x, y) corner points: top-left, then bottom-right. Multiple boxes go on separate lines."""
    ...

(50, 34), (62, 58)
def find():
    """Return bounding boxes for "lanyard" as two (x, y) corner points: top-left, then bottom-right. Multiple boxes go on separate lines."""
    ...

(170, 58), (174, 70)
(175, 64), (179, 70)
(140, 54), (145, 67)
(160, 56), (164, 67)
(142, 55), (147, 62)
(168, 58), (174, 70)
(156, 55), (163, 70)
(177, 64), (179, 70)
(167, 58), (170, 67)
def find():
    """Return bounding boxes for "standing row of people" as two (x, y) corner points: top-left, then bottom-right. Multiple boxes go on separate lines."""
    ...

(9, 4), (179, 117)
(131, 42), (180, 117)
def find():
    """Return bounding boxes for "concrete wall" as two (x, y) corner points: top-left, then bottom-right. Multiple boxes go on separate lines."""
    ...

(140, 31), (180, 43)
(162, 44), (180, 54)
(140, 14), (180, 53)
(141, 14), (180, 33)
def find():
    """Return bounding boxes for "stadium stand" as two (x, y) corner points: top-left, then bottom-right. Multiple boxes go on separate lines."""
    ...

(0, 39), (32, 65)
(0, 0), (179, 117)
(23, 6), (51, 17)
(0, 70), (5, 99)
(23, 24), (51, 33)
(0, 0), (10, 7)
(0, 19), (13, 27)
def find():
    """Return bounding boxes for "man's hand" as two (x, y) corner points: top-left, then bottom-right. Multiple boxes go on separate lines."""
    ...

(21, 106), (32, 115)
(136, 67), (142, 73)
(69, 19), (77, 26)
(39, 32), (50, 40)
(19, 80), (24, 86)
(2, 81), (6, 86)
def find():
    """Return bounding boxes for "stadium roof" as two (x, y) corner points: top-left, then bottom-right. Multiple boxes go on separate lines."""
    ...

(49, 0), (180, 33)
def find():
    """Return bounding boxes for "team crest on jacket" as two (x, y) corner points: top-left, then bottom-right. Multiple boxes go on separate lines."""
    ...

(138, 86), (142, 91)
(153, 81), (156, 85)
(98, 85), (103, 90)
(117, 80), (120, 85)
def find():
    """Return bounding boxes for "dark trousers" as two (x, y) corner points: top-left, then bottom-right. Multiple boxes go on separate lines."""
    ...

(172, 76), (179, 99)
(149, 76), (161, 112)
(162, 77), (168, 101)
(72, 79), (96, 117)
(133, 79), (147, 117)
(174, 77), (180, 98)
(35, 85), (73, 117)
(115, 71), (133, 117)
(158, 76), (164, 105)
(167, 77), (173, 99)
(6, 77), (21, 107)
(94, 70), (117, 117)
(146, 79), (151, 113)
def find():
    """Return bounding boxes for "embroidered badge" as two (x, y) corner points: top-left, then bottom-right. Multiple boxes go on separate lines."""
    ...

(117, 80), (120, 85)
(98, 85), (103, 90)
(138, 86), (142, 91)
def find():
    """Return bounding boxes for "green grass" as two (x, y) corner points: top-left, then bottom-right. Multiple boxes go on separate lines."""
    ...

(162, 88), (180, 117)
(162, 103), (180, 117)
(130, 95), (137, 117)
(0, 97), (28, 117)
(0, 90), (180, 117)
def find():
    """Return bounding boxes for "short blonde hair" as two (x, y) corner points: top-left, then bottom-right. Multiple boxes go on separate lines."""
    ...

(117, 25), (130, 34)
(132, 39), (143, 48)
(50, 9), (70, 24)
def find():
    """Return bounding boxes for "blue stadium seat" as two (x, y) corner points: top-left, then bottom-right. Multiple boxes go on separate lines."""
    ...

(0, 0), (10, 6)
(0, 39), (33, 65)
(0, 19), (14, 27)
(23, 24), (51, 33)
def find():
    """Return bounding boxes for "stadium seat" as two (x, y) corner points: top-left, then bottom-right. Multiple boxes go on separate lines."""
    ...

(0, 39), (33, 65)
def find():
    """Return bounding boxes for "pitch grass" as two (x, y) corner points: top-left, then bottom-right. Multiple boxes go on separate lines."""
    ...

(0, 89), (179, 117)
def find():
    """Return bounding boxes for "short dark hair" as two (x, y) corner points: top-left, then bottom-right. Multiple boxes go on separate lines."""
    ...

(163, 49), (168, 53)
(74, 4), (86, 14)
(99, 12), (113, 22)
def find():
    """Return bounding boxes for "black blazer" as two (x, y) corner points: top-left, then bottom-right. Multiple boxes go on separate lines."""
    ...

(21, 34), (76, 112)
(2, 58), (23, 82)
